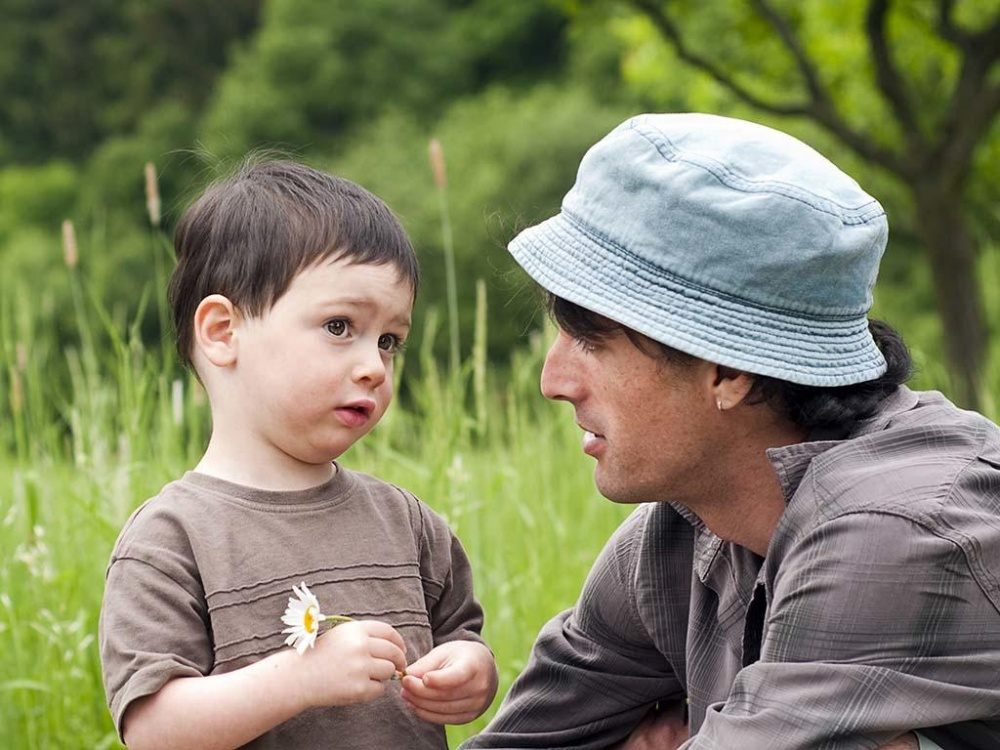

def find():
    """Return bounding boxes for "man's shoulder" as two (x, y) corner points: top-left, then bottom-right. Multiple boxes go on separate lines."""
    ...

(796, 389), (1000, 522)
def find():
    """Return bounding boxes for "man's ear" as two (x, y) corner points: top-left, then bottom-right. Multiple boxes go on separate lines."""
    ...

(712, 365), (755, 411)
(193, 294), (239, 368)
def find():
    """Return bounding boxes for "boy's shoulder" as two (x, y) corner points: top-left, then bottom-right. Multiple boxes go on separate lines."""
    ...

(340, 466), (456, 538)
(109, 475), (212, 562)
(110, 467), (457, 564)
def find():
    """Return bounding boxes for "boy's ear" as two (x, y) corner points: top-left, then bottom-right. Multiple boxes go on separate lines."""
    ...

(193, 294), (240, 367)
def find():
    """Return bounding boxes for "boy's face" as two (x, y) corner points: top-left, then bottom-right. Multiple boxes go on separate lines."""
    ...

(228, 256), (413, 476)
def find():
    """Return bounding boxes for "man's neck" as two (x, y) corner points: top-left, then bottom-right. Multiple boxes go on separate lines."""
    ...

(689, 473), (788, 557)
(686, 414), (807, 558)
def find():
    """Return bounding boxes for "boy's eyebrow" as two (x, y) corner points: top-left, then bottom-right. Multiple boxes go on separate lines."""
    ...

(319, 296), (412, 328)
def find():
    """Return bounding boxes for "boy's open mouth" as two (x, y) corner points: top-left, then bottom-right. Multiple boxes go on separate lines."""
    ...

(335, 399), (377, 428)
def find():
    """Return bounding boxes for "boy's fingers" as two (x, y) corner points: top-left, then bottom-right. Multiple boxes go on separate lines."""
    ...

(402, 650), (443, 678)
(399, 673), (443, 696)
(401, 689), (482, 712)
(406, 702), (480, 726)
(367, 639), (407, 672)
(368, 658), (399, 682)
(417, 662), (472, 689)
(401, 687), (479, 712)
(357, 620), (407, 652)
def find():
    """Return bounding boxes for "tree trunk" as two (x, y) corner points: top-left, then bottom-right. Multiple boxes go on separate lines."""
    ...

(912, 181), (986, 409)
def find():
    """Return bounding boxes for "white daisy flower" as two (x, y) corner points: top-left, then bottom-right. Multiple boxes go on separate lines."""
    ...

(281, 582), (328, 655)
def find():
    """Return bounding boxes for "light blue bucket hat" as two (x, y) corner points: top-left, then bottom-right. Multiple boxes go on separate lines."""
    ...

(510, 113), (889, 386)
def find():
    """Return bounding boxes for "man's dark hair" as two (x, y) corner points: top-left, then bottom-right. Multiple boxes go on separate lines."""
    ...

(168, 158), (418, 367)
(548, 295), (912, 432)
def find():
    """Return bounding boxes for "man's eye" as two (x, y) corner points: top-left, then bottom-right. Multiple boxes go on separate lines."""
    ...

(378, 333), (403, 353)
(325, 319), (348, 337)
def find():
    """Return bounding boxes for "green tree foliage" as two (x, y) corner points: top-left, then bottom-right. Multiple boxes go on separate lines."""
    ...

(0, 0), (261, 165)
(0, 164), (79, 321)
(574, 0), (1000, 406)
(0, 163), (78, 239)
(200, 0), (569, 159)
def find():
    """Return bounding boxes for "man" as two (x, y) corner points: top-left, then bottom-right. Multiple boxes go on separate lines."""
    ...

(464, 114), (1000, 749)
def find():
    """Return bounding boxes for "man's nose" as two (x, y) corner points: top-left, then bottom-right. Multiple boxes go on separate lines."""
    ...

(540, 330), (579, 403)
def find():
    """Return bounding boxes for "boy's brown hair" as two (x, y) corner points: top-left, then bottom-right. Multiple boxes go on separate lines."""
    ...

(168, 158), (418, 367)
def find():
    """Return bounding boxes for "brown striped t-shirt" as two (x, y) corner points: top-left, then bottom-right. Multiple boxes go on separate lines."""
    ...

(100, 464), (485, 749)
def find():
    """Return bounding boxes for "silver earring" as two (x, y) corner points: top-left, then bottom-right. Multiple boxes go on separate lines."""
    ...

(716, 398), (724, 411)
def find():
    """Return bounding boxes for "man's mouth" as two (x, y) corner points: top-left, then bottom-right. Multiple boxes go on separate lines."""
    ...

(581, 429), (606, 457)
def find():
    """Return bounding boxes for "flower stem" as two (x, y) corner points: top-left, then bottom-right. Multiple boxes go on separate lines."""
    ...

(323, 615), (356, 625)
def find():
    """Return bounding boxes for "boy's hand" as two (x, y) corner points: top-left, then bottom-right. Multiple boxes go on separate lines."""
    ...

(300, 620), (408, 709)
(399, 640), (498, 725)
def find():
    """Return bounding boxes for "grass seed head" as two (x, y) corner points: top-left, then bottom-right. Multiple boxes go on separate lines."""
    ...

(61, 220), (78, 268)
(145, 162), (162, 227)
(428, 139), (447, 190)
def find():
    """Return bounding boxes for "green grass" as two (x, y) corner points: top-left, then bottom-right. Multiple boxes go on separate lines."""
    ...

(0, 265), (629, 748)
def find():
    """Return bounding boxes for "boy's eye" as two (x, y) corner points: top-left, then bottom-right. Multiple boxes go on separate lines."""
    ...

(378, 333), (403, 353)
(325, 319), (348, 337)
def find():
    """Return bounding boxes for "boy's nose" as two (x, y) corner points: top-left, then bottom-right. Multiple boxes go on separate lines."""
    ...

(540, 330), (580, 403)
(352, 345), (388, 385)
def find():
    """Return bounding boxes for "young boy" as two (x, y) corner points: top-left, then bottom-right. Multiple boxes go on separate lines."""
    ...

(99, 159), (497, 749)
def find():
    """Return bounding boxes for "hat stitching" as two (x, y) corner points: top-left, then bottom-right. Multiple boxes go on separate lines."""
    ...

(521, 241), (879, 366)
(631, 125), (886, 225)
(515, 218), (888, 379)
(516, 225), (886, 376)
(561, 208), (870, 320)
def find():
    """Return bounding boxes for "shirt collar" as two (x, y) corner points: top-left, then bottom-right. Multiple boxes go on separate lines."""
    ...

(765, 385), (920, 503)
(678, 385), (920, 582)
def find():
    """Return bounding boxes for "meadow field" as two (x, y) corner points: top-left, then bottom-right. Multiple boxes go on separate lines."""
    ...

(0, 234), (997, 749)
(0, 249), (635, 748)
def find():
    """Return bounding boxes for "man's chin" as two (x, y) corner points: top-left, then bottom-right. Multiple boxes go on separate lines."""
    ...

(594, 472), (645, 505)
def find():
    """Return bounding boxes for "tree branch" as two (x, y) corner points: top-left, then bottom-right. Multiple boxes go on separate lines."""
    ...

(936, 81), (1000, 190)
(933, 8), (1000, 187)
(865, 0), (923, 153)
(627, 0), (807, 116)
(935, 0), (968, 46)
(627, 0), (910, 176)
(749, 0), (828, 105)
(970, 13), (1000, 62)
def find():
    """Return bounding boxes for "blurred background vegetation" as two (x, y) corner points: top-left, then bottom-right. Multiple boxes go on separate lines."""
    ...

(2, 0), (997, 406)
(1, 1), (999, 746)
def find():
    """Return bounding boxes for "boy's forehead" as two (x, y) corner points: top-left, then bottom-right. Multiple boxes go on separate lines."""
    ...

(312, 255), (415, 286)
(294, 258), (414, 317)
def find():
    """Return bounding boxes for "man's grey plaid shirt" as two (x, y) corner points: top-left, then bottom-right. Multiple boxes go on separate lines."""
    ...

(464, 387), (1000, 749)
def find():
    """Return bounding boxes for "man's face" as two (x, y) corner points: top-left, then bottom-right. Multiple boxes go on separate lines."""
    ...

(540, 325), (718, 504)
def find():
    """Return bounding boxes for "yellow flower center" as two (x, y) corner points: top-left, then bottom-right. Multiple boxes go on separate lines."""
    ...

(304, 606), (317, 634)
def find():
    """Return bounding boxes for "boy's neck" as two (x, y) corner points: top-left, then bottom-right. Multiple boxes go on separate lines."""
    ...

(195, 437), (338, 492)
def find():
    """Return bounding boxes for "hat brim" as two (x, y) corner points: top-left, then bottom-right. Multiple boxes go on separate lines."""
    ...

(511, 212), (887, 387)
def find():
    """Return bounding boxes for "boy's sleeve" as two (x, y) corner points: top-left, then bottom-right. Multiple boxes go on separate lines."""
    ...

(462, 505), (686, 749)
(99, 510), (213, 740)
(414, 500), (485, 645)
